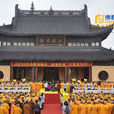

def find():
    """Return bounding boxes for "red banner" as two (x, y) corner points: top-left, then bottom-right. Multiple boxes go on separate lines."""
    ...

(11, 62), (92, 67)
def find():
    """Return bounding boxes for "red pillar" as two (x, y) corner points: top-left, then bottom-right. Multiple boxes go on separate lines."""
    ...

(32, 67), (34, 81)
(65, 67), (67, 81)
(68, 67), (71, 81)
(35, 67), (37, 81)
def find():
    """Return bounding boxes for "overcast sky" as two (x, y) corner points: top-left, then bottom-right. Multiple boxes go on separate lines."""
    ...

(0, 0), (114, 49)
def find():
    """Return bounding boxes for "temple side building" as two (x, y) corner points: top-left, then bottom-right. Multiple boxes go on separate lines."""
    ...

(0, 3), (114, 82)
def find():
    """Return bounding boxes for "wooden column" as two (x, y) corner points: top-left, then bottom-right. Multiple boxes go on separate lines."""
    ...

(65, 67), (67, 81)
(65, 67), (69, 81)
(68, 67), (71, 81)
(32, 67), (34, 81)
(89, 67), (92, 82)
(35, 67), (38, 81)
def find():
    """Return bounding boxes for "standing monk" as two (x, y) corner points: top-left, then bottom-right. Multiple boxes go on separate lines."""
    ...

(11, 102), (15, 114)
(23, 102), (33, 114)
(3, 101), (9, 114)
(98, 102), (108, 114)
(87, 102), (92, 114)
(0, 102), (7, 114)
(13, 104), (22, 114)
(79, 102), (87, 114)
(70, 102), (79, 114)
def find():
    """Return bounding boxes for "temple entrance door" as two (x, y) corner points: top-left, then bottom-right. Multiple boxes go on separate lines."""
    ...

(43, 67), (59, 81)
(13, 67), (32, 81)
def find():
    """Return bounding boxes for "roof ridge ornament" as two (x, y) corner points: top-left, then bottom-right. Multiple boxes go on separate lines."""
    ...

(83, 4), (88, 17)
(50, 6), (53, 11)
(84, 4), (87, 10)
(31, 2), (34, 14)
(15, 4), (20, 16)
(49, 5), (54, 16)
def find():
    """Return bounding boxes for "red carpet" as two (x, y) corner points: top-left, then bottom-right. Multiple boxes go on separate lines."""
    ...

(45, 93), (60, 104)
(41, 104), (62, 114)
(41, 93), (62, 114)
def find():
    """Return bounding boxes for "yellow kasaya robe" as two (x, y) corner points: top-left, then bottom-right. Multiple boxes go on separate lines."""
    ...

(111, 105), (114, 114)
(61, 82), (64, 88)
(66, 82), (70, 93)
(0, 106), (7, 114)
(32, 96), (38, 104)
(3, 103), (9, 114)
(79, 104), (87, 114)
(70, 104), (79, 114)
(39, 82), (43, 88)
(69, 101), (74, 109)
(27, 97), (31, 103)
(91, 104), (98, 114)
(97, 104), (108, 114)
(87, 104), (93, 114)
(77, 101), (81, 106)
(31, 83), (36, 93)
(107, 103), (113, 114)
(11, 104), (15, 114)
(35, 83), (40, 93)
(13, 106), (22, 114)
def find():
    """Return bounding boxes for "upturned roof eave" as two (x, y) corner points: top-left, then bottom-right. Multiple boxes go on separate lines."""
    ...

(0, 26), (113, 37)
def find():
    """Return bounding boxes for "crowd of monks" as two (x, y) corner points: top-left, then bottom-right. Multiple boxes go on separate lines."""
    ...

(0, 92), (44, 114)
(68, 93), (114, 114)
(0, 81), (43, 93)
(60, 81), (114, 114)
(0, 80), (114, 114)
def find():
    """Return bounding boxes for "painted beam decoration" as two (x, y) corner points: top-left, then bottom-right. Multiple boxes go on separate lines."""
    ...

(11, 62), (92, 67)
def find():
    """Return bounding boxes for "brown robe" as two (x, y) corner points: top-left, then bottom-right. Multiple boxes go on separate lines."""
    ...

(23, 104), (33, 114)
(111, 105), (114, 114)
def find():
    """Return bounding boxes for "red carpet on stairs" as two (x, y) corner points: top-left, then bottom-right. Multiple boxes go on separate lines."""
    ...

(41, 93), (62, 114)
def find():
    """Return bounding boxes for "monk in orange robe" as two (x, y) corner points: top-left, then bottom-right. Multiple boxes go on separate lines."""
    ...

(0, 105), (7, 114)
(70, 102), (79, 114)
(13, 104), (22, 114)
(91, 102), (98, 114)
(11, 103), (15, 114)
(111, 104), (114, 114)
(98, 103), (108, 114)
(3, 102), (9, 114)
(87, 102), (92, 114)
(79, 102), (87, 114)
